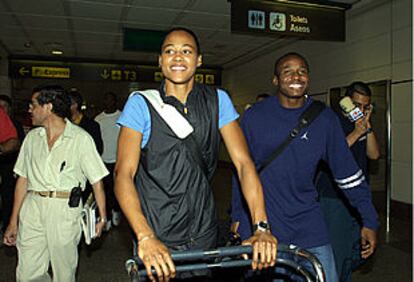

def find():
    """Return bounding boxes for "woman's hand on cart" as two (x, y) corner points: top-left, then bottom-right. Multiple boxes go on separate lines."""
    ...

(137, 234), (176, 281)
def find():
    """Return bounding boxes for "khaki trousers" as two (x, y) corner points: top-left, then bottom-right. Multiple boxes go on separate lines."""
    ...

(16, 192), (82, 282)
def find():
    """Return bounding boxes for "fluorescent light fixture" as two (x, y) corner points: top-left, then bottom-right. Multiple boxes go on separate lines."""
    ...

(51, 50), (63, 55)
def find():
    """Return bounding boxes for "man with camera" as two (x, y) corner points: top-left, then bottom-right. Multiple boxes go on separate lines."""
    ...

(3, 85), (108, 282)
(317, 81), (380, 281)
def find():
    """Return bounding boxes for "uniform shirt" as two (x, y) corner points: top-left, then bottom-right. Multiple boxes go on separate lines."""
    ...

(95, 110), (121, 163)
(232, 96), (378, 249)
(0, 107), (17, 142)
(117, 88), (239, 147)
(14, 120), (108, 191)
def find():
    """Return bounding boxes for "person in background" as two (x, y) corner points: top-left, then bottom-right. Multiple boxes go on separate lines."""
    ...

(68, 89), (103, 155)
(232, 52), (378, 281)
(68, 89), (104, 203)
(316, 81), (380, 281)
(3, 85), (108, 281)
(115, 27), (277, 282)
(95, 92), (122, 230)
(0, 95), (25, 234)
(0, 106), (19, 155)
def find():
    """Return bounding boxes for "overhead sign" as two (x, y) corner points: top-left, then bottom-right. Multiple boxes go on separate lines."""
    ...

(123, 28), (165, 52)
(32, 66), (70, 78)
(9, 59), (221, 85)
(231, 0), (347, 41)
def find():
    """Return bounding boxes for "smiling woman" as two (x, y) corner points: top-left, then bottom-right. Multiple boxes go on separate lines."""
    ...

(114, 27), (277, 281)
(158, 28), (203, 97)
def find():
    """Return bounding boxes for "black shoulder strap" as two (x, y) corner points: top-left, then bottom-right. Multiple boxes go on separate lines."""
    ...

(257, 101), (326, 173)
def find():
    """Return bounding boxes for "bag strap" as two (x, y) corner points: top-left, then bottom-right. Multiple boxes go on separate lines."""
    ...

(257, 101), (326, 173)
(134, 90), (209, 177)
(133, 90), (194, 139)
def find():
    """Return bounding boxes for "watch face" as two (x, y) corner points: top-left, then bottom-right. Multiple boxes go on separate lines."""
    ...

(259, 221), (269, 229)
(254, 221), (270, 232)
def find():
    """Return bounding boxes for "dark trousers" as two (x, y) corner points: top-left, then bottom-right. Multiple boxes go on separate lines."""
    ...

(103, 162), (120, 219)
(0, 163), (16, 232)
(320, 196), (365, 282)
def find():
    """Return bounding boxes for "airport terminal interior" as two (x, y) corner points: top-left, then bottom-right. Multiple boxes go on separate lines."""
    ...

(0, 0), (412, 281)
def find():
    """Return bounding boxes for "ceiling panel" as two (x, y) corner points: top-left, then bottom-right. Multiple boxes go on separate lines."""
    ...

(0, 15), (19, 29)
(132, 0), (191, 9)
(174, 12), (229, 31)
(74, 33), (119, 44)
(6, 0), (65, 15)
(126, 7), (177, 26)
(17, 15), (68, 30)
(190, 0), (230, 14)
(69, 1), (123, 20)
(72, 18), (120, 34)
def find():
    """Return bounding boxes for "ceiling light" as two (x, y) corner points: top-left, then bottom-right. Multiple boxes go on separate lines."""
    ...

(51, 50), (63, 55)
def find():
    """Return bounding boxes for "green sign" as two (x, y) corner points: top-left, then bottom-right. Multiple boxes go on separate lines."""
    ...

(231, 0), (347, 41)
(9, 59), (222, 85)
(123, 28), (166, 52)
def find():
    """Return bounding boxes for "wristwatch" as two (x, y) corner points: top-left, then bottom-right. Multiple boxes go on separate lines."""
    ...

(366, 127), (373, 134)
(253, 221), (271, 233)
(98, 217), (107, 223)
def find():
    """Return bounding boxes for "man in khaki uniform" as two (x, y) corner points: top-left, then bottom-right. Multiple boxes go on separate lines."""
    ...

(3, 85), (109, 282)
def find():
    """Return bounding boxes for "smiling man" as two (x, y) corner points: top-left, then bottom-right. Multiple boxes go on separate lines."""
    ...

(231, 52), (379, 281)
(115, 28), (277, 282)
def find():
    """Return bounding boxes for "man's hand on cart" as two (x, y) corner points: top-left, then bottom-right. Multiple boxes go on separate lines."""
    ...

(137, 234), (176, 281)
(242, 231), (278, 271)
(361, 227), (377, 259)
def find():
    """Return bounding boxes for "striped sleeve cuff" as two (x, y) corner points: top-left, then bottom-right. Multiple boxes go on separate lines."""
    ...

(335, 169), (365, 189)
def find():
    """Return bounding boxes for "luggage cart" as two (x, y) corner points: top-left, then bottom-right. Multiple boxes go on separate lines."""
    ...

(125, 244), (325, 282)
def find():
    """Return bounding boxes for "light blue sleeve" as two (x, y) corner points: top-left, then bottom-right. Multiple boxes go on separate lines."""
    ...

(116, 93), (151, 148)
(218, 89), (239, 129)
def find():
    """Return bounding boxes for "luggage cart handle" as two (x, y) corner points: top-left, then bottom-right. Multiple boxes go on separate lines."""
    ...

(127, 244), (325, 282)
(134, 257), (316, 282)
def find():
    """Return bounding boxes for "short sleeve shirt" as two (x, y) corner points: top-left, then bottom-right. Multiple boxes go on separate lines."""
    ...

(0, 107), (17, 142)
(14, 120), (109, 191)
(117, 88), (239, 148)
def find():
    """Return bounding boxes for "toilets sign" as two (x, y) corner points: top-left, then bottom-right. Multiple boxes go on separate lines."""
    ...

(231, 0), (348, 41)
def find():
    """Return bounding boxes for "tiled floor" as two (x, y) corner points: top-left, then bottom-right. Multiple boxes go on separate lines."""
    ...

(0, 166), (411, 281)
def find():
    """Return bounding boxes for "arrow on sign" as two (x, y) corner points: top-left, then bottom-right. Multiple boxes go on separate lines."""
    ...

(19, 67), (29, 76)
(101, 69), (110, 79)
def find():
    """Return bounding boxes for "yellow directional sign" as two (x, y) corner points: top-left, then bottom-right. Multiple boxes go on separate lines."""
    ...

(195, 74), (204, 83)
(19, 67), (30, 76)
(32, 66), (70, 78)
(101, 69), (110, 79)
(154, 72), (163, 82)
(10, 60), (221, 84)
(205, 74), (215, 85)
(111, 70), (122, 80)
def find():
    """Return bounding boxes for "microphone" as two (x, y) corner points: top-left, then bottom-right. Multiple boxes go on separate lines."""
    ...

(339, 96), (364, 122)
